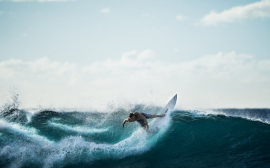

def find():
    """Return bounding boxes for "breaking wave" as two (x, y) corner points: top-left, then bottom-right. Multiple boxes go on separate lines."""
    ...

(0, 101), (270, 168)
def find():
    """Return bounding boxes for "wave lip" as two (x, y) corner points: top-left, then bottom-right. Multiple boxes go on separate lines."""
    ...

(48, 121), (109, 134)
(0, 119), (53, 144)
(187, 108), (270, 124)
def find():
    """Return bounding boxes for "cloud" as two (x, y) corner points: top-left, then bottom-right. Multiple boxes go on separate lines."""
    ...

(0, 51), (270, 109)
(200, 0), (270, 26)
(175, 15), (186, 21)
(101, 7), (111, 14)
(82, 50), (155, 73)
(0, 57), (76, 80)
(178, 51), (263, 82)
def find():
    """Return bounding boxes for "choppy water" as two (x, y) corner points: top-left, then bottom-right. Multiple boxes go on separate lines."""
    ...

(0, 103), (270, 168)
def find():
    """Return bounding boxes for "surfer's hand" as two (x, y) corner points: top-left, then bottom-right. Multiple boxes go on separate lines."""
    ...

(122, 119), (127, 128)
(145, 124), (149, 130)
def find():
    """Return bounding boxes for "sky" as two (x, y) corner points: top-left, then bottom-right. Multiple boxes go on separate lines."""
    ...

(0, 0), (270, 109)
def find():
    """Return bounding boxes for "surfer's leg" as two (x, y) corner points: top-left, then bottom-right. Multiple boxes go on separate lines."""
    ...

(155, 114), (165, 117)
(148, 114), (165, 118)
(142, 113), (165, 119)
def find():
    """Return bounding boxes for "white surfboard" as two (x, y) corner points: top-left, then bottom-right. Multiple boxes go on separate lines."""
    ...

(162, 94), (177, 114)
(149, 94), (177, 132)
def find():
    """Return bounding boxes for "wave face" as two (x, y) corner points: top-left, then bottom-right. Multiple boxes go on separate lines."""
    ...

(1, 106), (270, 168)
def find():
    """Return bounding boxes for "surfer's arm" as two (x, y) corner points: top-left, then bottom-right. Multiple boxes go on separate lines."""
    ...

(122, 118), (136, 128)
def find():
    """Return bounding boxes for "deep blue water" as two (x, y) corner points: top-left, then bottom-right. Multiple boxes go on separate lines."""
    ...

(0, 104), (270, 168)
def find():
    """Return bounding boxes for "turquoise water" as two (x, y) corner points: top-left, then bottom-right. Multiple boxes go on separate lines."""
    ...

(0, 105), (270, 168)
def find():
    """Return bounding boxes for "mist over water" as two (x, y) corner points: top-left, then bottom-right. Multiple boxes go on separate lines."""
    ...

(0, 97), (270, 168)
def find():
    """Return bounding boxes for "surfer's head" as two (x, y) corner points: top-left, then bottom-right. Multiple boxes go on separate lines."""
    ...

(129, 112), (135, 118)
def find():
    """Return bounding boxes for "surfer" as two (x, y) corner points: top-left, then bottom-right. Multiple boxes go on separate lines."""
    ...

(122, 112), (165, 130)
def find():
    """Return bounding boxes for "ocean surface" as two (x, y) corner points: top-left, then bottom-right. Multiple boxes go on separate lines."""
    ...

(1, 102), (270, 168)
